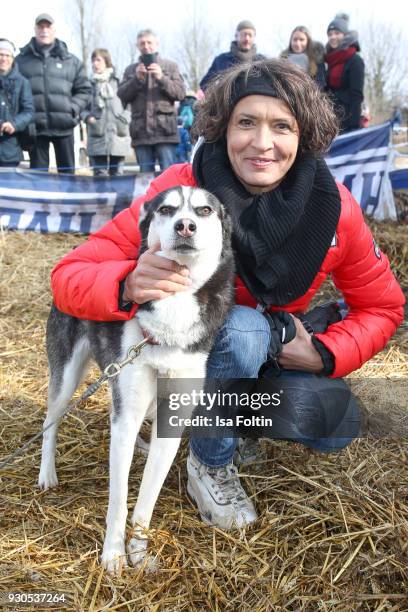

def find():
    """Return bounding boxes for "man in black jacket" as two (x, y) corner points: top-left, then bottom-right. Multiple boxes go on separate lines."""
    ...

(16, 14), (91, 173)
(200, 21), (265, 92)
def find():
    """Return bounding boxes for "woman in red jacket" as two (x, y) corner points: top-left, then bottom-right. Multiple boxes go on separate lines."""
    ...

(52, 59), (404, 530)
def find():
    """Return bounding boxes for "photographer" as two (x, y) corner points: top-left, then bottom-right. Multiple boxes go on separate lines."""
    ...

(0, 39), (34, 167)
(118, 29), (185, 173)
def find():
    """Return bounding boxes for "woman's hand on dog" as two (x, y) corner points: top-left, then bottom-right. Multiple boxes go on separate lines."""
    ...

(123, 243), (192, 304)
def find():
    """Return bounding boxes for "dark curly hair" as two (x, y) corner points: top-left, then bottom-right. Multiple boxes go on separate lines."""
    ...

(193, 59), (339, 153)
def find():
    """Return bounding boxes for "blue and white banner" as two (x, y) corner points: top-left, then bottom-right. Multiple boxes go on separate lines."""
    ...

(0, 170), (154, 233)
(0, 124), (397, 234)
(325, 122), (391, 216)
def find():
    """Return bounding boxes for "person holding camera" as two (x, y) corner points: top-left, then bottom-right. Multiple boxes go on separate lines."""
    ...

(118, 29), (185, 173)
(0, 38), (34, 167)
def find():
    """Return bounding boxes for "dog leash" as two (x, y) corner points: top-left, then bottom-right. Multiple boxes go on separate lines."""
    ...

(0, 338), (150, 471)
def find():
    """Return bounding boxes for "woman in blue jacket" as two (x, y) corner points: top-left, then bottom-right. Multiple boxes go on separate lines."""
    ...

(0, 39), (34, 167)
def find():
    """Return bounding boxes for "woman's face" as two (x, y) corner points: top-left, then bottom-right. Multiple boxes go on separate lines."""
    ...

(328, 29), (345, 49)
(290, 31), (308, 53)
(0, 50), (13, 74)
(226, 95), (299, 194)
(92, 55), (107, 73)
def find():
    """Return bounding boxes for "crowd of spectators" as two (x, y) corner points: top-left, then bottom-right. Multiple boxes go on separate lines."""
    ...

(0, 12), (367, 174)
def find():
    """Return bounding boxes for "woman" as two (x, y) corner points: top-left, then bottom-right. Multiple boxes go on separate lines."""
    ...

(281, 26), (326, 88)
(325, 14), (365, 133)
(83, 48), (130, 176)
(51, 60), (404, 530)
(0, 38), (34, 167)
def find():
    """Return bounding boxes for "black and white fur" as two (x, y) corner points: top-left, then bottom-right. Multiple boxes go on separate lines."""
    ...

(39, 187), (234, 574)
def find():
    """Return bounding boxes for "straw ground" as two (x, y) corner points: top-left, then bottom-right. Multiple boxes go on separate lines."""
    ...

(0, 224), (407, 611)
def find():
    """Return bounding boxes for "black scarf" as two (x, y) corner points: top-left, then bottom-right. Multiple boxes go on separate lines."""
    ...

(192, 140), (341, 306)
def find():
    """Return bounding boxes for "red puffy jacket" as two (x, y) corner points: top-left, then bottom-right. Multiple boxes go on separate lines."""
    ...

(51, 163), (405, 378)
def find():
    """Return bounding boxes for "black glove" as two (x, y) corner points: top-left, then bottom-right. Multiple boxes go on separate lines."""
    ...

(298, 301), (342, 334)
(263, 310), (297, 359)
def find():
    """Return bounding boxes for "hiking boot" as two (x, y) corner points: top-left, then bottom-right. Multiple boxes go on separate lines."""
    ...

(186, 451), (258, 529)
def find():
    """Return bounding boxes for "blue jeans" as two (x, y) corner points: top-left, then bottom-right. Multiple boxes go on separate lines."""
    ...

(135, 144), (177, 173)
(190, 305), (360, 467)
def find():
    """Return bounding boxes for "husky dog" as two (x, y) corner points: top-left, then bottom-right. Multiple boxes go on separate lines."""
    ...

(39, 187), (235, 573)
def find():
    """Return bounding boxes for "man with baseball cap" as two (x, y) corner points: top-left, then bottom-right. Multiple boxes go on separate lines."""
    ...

(200, 20), (265, 91)
(15, 14), (91, 173)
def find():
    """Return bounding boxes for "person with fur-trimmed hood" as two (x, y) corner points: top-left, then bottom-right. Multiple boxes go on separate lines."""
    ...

(325, 13), (365, 133)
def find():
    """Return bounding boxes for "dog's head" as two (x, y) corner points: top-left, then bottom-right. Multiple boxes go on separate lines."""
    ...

(138, 187), (232, 261)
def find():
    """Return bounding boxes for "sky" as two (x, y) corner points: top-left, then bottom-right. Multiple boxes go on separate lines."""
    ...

(6, 0), (408, 68)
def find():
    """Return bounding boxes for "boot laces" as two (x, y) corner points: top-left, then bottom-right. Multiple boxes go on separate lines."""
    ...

(208, 464), (246, 504)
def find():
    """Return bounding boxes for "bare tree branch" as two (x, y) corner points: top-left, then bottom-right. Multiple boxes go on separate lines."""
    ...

(360, 21), (408, 121)
(106, 21), (140, 78)
(64, 0), (106, 69)
(173, 0), (222, 91)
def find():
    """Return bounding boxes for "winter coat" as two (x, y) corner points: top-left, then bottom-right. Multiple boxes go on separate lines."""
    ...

(0, 63), (34, 163)
(118, 55), (185, 147)
(326, 47), (365, 133)
(16, 38), (92, 137)
(51, 163), (405, 379)
(82, 73), (131, 158)
(200, 44), (266, 91)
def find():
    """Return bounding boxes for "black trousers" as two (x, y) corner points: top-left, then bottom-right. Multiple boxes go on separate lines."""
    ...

(30, 134), (75, 174)
(92, 155), (124, 176)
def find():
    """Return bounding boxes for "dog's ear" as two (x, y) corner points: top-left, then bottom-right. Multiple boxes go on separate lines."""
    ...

(207, 193), (233, 246)
(138, 193), (165, 257)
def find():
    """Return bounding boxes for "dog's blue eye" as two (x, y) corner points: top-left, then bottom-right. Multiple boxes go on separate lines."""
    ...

(196, 206), (213, 216)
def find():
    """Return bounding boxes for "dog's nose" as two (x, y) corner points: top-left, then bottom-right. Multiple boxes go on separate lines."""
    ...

(174, 218), (196, 237)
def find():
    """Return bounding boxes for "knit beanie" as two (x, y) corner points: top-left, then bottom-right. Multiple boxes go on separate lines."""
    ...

(0, 39), (15, 56)
(236, 20), (256, 32)
(327, 13), (349, 34)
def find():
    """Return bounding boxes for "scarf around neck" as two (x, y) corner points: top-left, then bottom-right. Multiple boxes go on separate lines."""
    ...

(286, 52), (310, 72)
(93, 67), (114, 103)
(326, 46), (356, 88)
(230, 40), (258, 63)
(192, 140), (341, 307)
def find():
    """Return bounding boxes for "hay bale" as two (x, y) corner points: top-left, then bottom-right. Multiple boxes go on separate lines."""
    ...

(0, 230), (407, 609)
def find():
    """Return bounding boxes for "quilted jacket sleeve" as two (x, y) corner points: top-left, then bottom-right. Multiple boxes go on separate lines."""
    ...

(315, 185), (405, 377)
(51, 163), (195, 321)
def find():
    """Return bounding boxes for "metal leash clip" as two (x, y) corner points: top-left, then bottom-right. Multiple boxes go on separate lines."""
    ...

(103, 337), (150, 379)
